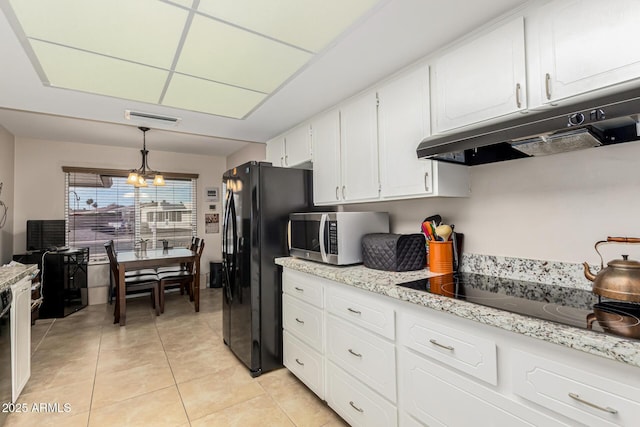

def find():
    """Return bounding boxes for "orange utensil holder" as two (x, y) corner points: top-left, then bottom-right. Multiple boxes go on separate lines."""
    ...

(428, 241), (453, 274)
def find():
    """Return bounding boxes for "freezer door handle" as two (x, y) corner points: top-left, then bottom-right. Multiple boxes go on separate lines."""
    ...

(287, 220), (292, 251)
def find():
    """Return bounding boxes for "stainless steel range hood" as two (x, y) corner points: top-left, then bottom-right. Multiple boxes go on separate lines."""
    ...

(417, 87), (640, 165)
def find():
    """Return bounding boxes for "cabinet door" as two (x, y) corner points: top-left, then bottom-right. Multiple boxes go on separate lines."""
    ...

(538, 0), (640, 104)
(312, 109), (342, 205)
(433, 16), (526, 133)
(11, 278), (31, 402)
(378, 64), (433, 199)
(265, 137), (285, 167)
(339, 91), (380, 202)
(284, 123), (312, 167)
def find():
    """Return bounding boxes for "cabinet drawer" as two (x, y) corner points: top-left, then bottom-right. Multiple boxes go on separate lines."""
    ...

(283, 269), (323, 308)
(399, 349), (565, 427)
(326, 284), (395, 339)
(513, 349), (640, 427)
(283, 331), (324, 399)
(326, 362), (397, 427)
(326, 315), (396, 402)
(282, 294), (323, 352)
(397, 310), (497, 385)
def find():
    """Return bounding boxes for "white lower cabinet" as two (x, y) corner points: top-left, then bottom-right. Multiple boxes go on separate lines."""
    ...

(281, 267), (640, 427)
(513, 350), (640, 427)
(283, 331), (324, 399)
(398, 349), (566, 427)
(11, 277), (31, 402)
(326, 315), (396, 402)
(326, 361), (397, 427)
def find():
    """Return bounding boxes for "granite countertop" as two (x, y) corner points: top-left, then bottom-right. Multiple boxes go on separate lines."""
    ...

(275, 257), (640, 369)
(0, 263), (38, 291)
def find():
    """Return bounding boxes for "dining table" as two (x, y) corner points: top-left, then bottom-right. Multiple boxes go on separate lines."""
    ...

(116, 247), (199, 326)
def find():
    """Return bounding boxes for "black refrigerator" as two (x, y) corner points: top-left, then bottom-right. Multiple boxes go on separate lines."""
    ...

(222, 161), (314, 377)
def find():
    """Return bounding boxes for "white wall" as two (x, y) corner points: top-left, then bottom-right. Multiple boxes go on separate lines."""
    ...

(13, 137), (227, 297)
(226, 142), (266, 170)
(0, 125), (15, 264)
(345, 140), (640, 265)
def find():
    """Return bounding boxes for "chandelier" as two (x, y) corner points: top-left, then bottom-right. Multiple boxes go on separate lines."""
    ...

(127, 127), (165, 187)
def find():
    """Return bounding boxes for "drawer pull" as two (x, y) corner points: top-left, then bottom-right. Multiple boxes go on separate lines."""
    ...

(295, 358), (304, 366)
(347, 307), (361, 315)
(348, 348), (362, 358)
(349, 401), (364, 413)
(429, 339), (454, 351)
(294, 286), (304, 292)
(568, 393), (618, 414)
(295, 318), (305, 324)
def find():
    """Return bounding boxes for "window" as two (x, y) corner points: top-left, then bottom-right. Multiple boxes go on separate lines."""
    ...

(64, 168), (198, 261)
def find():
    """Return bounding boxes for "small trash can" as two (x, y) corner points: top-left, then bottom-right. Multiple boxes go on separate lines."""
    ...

(209, 262), (222, 288)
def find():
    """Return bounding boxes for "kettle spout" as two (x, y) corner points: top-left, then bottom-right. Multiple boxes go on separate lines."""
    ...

(583, 262), (597, 282)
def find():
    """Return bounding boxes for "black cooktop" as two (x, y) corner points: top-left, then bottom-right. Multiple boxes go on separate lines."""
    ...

(396, 272), (640, 340)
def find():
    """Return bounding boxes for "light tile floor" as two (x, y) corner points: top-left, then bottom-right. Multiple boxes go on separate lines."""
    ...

(6, 289), (347, 427)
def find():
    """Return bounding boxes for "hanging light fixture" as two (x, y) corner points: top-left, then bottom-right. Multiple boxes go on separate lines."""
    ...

(127, 127), (165, 187)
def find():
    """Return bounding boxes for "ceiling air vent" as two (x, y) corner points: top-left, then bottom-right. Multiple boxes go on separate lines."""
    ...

(124, 110), (181, 126)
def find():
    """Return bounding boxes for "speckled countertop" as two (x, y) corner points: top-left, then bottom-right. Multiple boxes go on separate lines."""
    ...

(275, 257), (640, 369)
(0, 263), (38, 291)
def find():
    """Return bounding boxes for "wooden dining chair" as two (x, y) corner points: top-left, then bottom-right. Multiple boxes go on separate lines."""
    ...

(104, 241), (161, 320)
(157, 239), (205, 313)
(156, 237), (199, 275)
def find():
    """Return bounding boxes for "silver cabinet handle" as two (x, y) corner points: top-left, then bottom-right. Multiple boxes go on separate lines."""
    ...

(280, 156), (284, 166)
(348, 348), (362, 358)
(342, 186), (346, 200)
(429, 339), (454, 351)
(285, 155), (289, 166)
(545, 73), (552, 100)
(295, 358), (304, 366)
(424, 171), (430, 192)
(515, 83), (522, 108)
(347, 307), (361, 315)
(335, 186), (340, 200)
(349, 401), (364, 413)
(295, 318), (304, 324)
(568, 393), (618, 414)
(294, 286), (304, 292)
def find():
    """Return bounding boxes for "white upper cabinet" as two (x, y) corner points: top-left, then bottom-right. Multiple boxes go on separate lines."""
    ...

(311, 109), (342, 205)
(265, 123), (312, 168)
(339, 91), (380, 203)
(432, 16), (527, 133)
(537, 0), (640, 104)
(265, 135), (285, 167)
(377, 64), (432, 198)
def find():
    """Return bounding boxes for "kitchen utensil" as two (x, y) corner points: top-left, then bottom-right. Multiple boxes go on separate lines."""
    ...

(424, 214), (442, 226)
(583, 237), (640, 302)
(586, 301), (640, 339)
(451, 227), (458, 271)
(435, 224), (452, 242)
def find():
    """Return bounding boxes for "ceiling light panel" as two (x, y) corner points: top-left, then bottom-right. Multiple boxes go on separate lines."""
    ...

(9, 0), (188, 69)
(163, 74), (266, 119)
(197, 0), (381, 52)
(31, 40), (168, 104)
(176, 14), (312, 93)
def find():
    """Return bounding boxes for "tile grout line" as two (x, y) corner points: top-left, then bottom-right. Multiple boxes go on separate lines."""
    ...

(84, 318), (106, 427)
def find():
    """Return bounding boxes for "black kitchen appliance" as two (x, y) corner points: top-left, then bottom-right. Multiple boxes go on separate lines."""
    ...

(396, 272), (640, 340)
(221, 162), (314, 377)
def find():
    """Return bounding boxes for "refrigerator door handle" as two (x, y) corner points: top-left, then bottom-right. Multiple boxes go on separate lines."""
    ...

(319, 213), (328, 263)
(286, 220), (292, 252)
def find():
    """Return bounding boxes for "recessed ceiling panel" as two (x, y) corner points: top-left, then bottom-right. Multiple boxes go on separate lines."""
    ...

(9, 0), (187, 69)
(176, 14), (312, 93)
(31, 40), (168, 104)
(163, 73), (267, 118)
(197, 0), (381, 52)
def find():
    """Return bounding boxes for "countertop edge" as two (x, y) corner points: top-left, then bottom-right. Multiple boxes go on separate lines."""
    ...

(0, 264), (39, 291)
(275, 257), (640, 369)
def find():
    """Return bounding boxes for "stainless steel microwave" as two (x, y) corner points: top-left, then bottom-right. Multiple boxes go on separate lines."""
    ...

(288, 212), (389, 265)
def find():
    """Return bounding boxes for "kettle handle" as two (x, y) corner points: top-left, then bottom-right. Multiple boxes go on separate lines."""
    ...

(594, 237), (640, 268)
